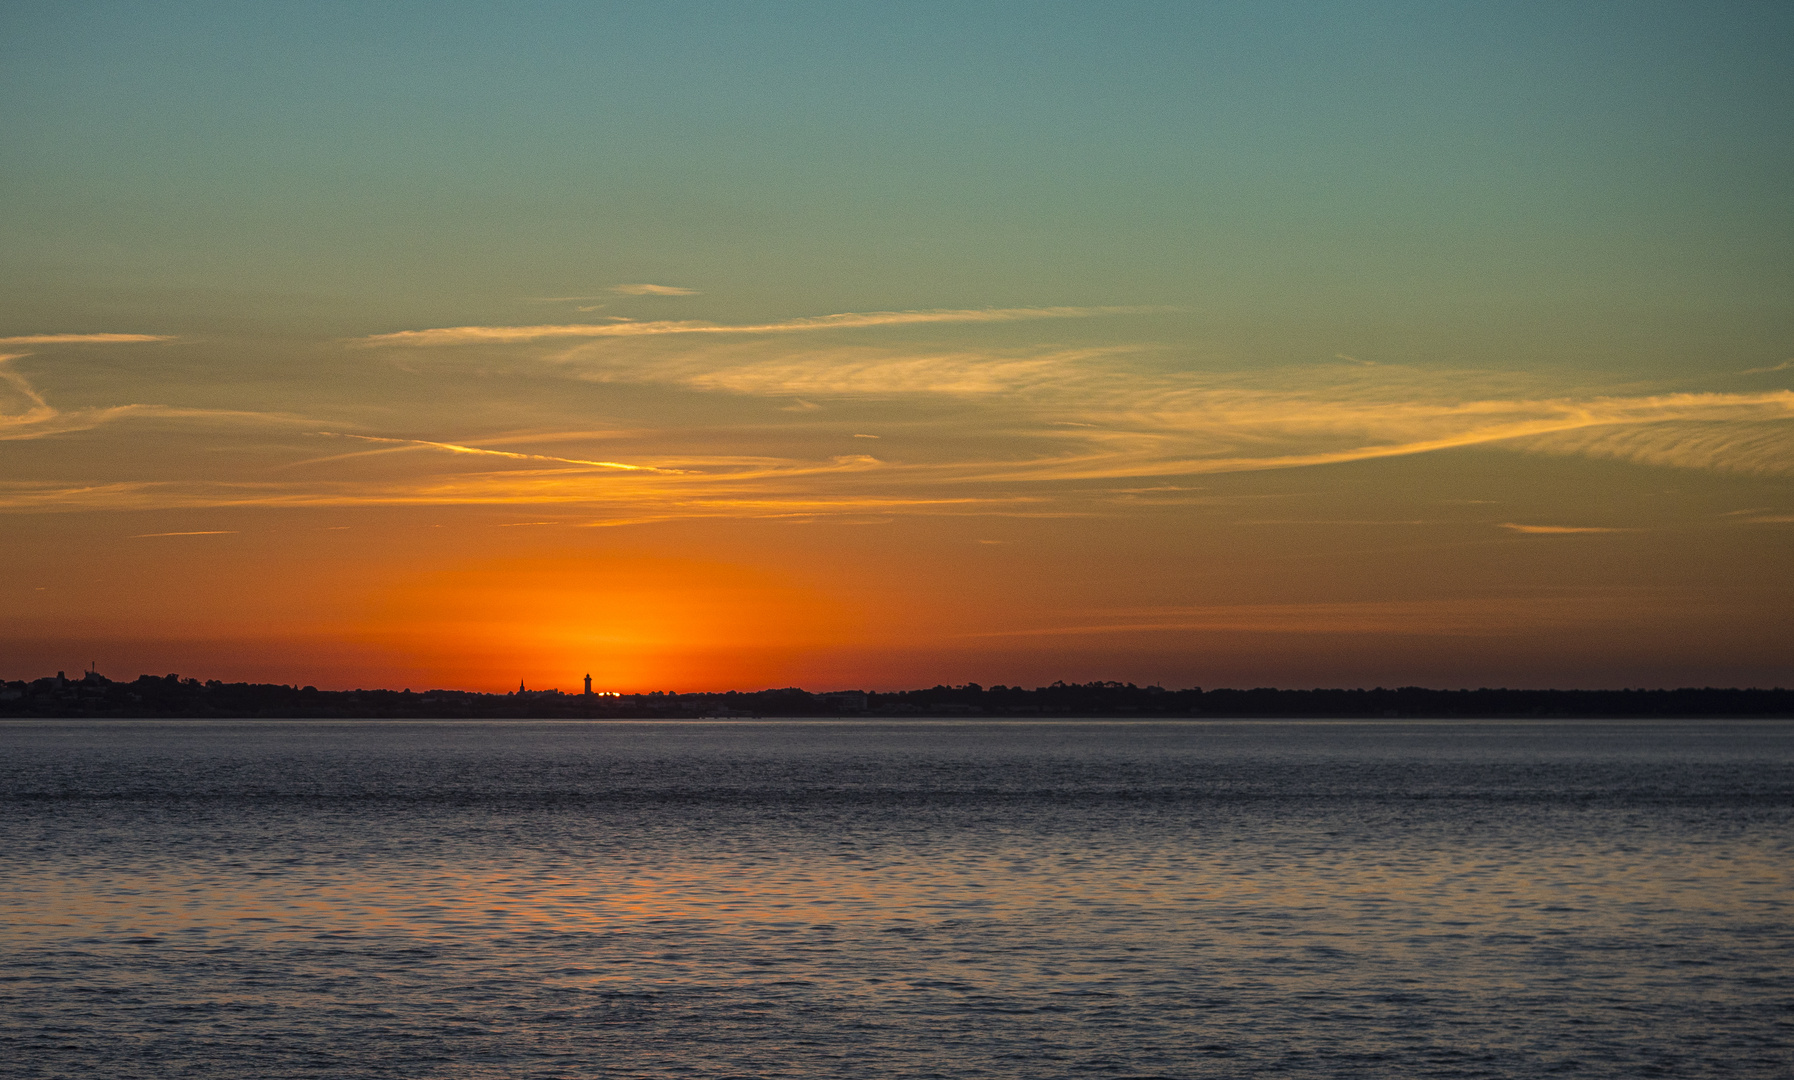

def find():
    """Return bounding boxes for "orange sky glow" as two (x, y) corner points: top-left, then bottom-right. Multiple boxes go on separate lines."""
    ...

(4, 5), (1791, 691)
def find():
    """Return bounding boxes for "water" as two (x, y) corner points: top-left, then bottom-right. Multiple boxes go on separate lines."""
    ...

(1, 720), (1789, 1078)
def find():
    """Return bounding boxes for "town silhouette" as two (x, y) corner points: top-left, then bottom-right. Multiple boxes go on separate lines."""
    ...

(5, 669), (1789, 719)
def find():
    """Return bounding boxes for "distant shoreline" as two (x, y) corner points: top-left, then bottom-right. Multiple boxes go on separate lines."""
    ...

(5, 675), (1790, 719)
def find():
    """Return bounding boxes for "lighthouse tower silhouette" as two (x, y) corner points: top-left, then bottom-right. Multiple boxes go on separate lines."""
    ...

(584, 673), (592, 696)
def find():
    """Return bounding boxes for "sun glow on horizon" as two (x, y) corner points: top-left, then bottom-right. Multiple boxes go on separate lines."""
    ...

(3, 4), (1791, 690)
(356, 553), (859, 692)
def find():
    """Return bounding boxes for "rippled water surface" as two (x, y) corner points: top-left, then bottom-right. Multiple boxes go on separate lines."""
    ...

(2, 720), (1790, 1078)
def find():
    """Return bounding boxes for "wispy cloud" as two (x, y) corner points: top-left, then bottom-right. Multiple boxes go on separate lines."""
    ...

(17, 361), (1789, 516)
(312, 433), (681, 473)
(11, 301), (1794, 520)
(611, 283), (698, 296)
(131, 530), (237, 538)
(1, 336), (287, 442)
(506, 328), (1794, 478)
(3, 355), (314, 442)
(0, 470), (1044, 516)
(1509, 411), (1794, 475)
(3, 335), (172, 435)
(937, 381), (1794, 483)
(1, 402), (311, 442)
(352, 306), (1160, 347)
(4, 353), (310, 441)
(0, 354), (56, 431)
(0, 333), (172, 345)
(1741, 359), (1794, 375)
(1499, 523), (1628, 535)
(668, 347), (1124, 397)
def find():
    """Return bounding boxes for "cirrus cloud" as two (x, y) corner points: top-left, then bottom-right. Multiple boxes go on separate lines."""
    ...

(1498, 523), (1629, 535)
(0, 333), (173, 345)
(352, 306), (1164, 347)
(610, 283), (699, 296)
(9, 304), (1794, 519)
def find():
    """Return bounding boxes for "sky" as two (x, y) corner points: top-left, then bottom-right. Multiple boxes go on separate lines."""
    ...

(3, 1), (1791, 691)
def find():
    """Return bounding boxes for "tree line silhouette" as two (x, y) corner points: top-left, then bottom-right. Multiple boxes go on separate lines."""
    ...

(3, 672), (1790, 718)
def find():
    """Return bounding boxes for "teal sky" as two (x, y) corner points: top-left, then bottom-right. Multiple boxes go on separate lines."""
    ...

(6, 2), (1790, 343)
(3, 2), (1792, 690)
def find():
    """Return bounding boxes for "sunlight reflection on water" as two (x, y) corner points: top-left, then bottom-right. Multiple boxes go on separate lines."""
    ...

(2, 720), (1790, 1077)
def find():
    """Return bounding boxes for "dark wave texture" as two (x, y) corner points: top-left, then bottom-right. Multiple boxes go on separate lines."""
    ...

(3, 720), (1791, 1078)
